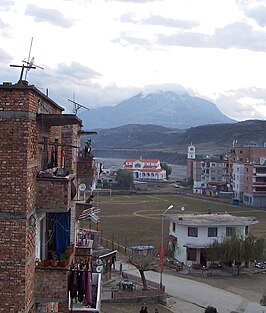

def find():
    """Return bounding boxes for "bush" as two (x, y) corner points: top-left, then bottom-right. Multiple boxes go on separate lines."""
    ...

(205, 306), (217, 313)
(260, 295), (266, 306)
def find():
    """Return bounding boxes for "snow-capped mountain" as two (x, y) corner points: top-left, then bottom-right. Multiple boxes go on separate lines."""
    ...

(81, 90), (235, 129)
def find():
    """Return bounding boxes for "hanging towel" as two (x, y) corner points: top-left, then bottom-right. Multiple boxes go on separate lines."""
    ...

(85, 271), (92, 305)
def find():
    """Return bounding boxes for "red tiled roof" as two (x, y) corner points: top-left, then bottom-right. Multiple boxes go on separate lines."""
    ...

(124, 158), (160, 163)
(143, 165), (157, 169)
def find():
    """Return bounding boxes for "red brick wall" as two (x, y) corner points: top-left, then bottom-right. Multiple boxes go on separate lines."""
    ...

(35, 267), (69, 299)
(0, 84), (66, 312)
(36, 177), (71, 211)
(244, 164), (253, 193)
(0, 219), (27, 312)
(77, 156), (93, 177)
(62, 125), (80, 174)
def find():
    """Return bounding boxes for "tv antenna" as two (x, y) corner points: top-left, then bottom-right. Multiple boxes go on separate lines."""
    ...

(68, 93), (90, 115)
(10, 37), (44, 83)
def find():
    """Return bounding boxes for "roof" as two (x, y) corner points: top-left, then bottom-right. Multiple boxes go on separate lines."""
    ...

(164, 234), (177, 242)
(124, 158), (160, 163)
(168, 213), (258, 227)
(125, 168), (165, 173)
(0, 81), (65, 111)
(183, 243), (210, 249)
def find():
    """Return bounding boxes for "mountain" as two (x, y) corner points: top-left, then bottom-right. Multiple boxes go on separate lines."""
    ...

(89, 120), (266, 164)
(81, 90), (235, 129)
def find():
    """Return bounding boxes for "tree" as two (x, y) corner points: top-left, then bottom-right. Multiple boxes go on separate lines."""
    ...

(128, 250), (158, 290)
(115, 169), (134, 189)
(160, 162), (172, 180)
(209, 233), (264, 275)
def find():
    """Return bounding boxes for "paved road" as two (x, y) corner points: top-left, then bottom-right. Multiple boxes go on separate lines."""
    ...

(117, 262), (265, 313)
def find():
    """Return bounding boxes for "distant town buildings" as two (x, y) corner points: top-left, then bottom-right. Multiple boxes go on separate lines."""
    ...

(187, 143), (266, 208)
(123, 158), (166, 180)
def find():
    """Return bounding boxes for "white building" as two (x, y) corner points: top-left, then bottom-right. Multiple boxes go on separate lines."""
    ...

(232, 163), (245, 201)
(166, 213), (258, 266)
(123, 158), (166, 180)
(193, 159), (228, 189)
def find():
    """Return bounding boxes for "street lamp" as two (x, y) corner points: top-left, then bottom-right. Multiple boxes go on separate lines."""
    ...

(160, 204), (174, 290)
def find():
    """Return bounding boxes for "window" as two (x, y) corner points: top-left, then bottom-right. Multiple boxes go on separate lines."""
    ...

(208, 227), (217, 237)
(226, 227), (234, 237)
(245, 225), (249, 236)
(188, 227), (198, 237)
(172, 222), (176, 232)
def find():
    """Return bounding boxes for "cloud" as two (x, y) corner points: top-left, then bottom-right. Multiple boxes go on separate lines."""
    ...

(246, 6), (266, 27)
(0, 48), (12, 64)
(106, 0), (160, 2)
(0, 0), (14, 10)
(119, 12), (138, 23)
(215, 87), (266, 120)
(25, 4), (74, 28)
(56, 62), (101, 80)
(119, 13), (199, 30)
(113, 32), (152, 48)
(0, 18), (10, 37)
(156, 22), (266, 51)
(142, 15), (200, 29)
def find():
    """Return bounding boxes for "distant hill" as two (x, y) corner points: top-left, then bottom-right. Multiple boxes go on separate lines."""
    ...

(89, 120), (266, 164)
(82, 90), (235, 129)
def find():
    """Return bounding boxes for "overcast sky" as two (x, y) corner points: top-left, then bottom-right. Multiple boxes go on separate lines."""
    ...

(1, 0), (266, 121)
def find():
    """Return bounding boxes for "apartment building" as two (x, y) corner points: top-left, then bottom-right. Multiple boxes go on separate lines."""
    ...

(187, 144), (229, 193)
(0, 80), (101, 312)
(230, 146), (266, 208)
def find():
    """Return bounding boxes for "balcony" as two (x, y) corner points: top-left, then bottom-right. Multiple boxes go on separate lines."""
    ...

(34, 247), (75, 307)
(36, 168), (76, 212)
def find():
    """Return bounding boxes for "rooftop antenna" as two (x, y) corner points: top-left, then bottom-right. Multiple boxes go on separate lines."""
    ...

(68, 93), (90, 115)
(10, 37), (44, 83)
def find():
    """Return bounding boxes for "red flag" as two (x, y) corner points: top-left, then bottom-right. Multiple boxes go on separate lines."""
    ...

(159, 246), (164, 272)
(61, 148), (65, 168)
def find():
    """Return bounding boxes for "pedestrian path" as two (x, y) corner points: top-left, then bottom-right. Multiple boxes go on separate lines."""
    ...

(111, 259), (265, 313)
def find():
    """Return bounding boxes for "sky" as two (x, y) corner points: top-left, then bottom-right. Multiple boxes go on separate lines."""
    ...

(1, 0), (266, 122)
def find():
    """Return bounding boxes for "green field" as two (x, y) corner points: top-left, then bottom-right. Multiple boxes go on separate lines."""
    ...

(92, 193), (266, 251)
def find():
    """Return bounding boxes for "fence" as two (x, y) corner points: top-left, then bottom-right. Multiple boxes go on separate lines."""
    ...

(100, 235), (132, 255)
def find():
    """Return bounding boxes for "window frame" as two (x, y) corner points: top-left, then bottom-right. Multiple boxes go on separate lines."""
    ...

(188, 227), (198, 237)
(208, 227), (218, 237)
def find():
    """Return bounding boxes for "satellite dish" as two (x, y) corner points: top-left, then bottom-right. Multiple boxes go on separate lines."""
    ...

(181, 206), (185, 212)
(79, 183), (86, 192)
(96, 265), (103, 273)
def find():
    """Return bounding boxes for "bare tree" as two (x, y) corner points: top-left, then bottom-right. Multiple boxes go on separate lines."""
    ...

(128, 251), (158, 290)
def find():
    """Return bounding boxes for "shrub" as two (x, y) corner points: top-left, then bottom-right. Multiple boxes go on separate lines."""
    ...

(205, 306), (217, 313)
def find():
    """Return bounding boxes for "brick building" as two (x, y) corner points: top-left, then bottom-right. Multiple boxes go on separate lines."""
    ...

(0, 80), (98, 312)
(230, 146), (266, 208)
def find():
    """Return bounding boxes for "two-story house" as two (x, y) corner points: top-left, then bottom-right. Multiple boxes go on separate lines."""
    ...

(123, 158), (166, 180)
(166, 213), (258, 266)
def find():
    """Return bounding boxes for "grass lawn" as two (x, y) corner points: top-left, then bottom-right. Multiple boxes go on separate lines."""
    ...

(90, 193), (266, 251)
